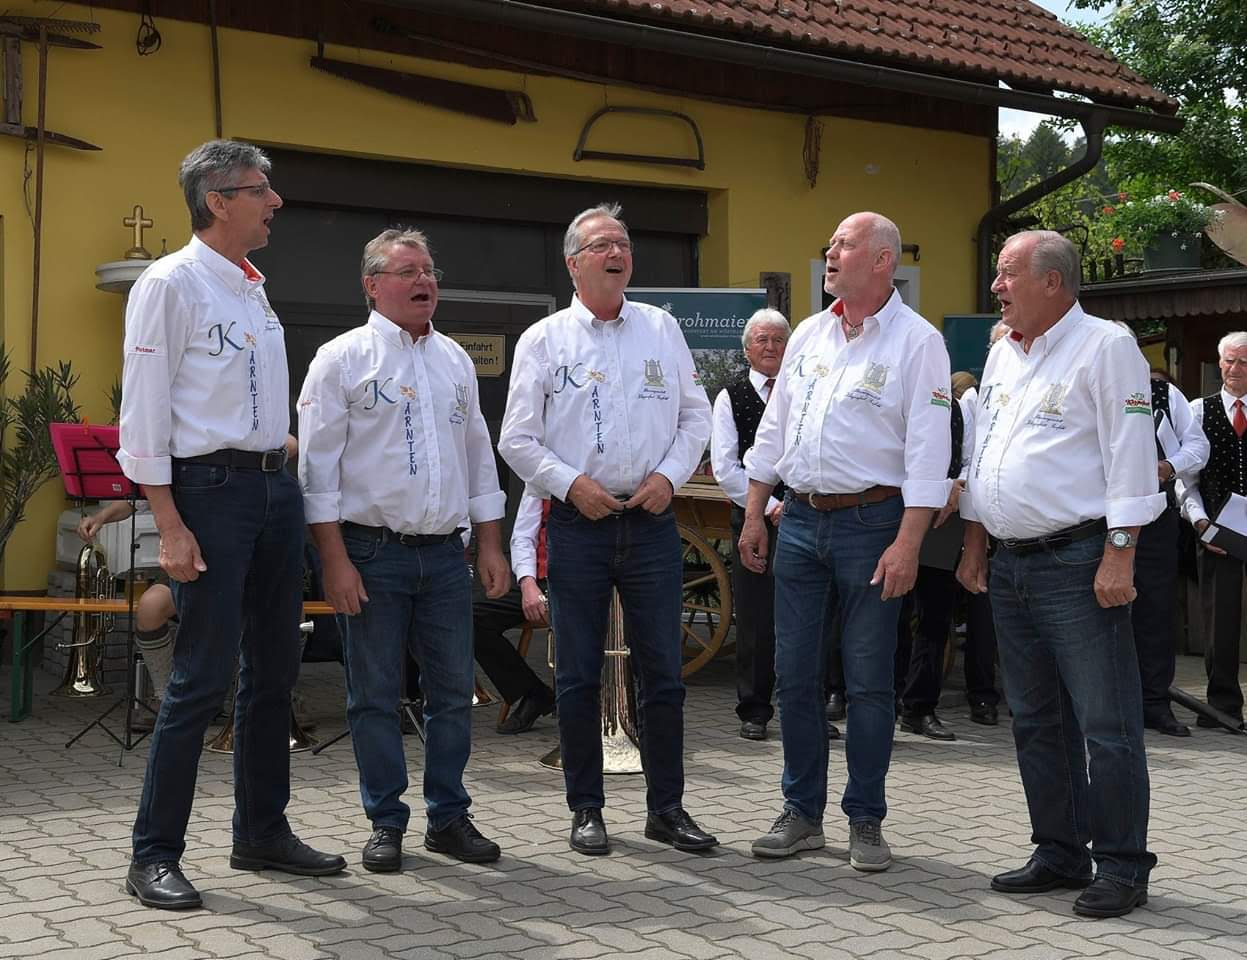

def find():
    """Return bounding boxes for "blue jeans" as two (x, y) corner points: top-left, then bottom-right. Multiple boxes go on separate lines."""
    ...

(132, 464), (304, 864)
(991, 536), (1155, 887)
(773, 496), (903, 824)
(339, 535), (474, 833)
(546, 500), (686, 814)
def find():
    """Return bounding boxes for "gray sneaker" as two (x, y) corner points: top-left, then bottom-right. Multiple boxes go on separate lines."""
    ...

(849, 818), (892, 871)
(751, 808), (825, 859)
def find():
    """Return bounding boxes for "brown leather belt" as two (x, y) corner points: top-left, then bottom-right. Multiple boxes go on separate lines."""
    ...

(797, 485), (902, 511)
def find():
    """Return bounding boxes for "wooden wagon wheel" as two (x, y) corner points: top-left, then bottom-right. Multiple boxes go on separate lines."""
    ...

(678, 523), (732, 678)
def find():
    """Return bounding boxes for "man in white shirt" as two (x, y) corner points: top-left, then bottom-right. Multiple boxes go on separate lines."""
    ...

(739, 211), (951, 871)
(1178, 331), (1247, 731)
(298, 228), (510, 873)
(499, 203), (717, 856)
(118, 140), (345, 911)
(710, 308), (791, 742)
(957, 230), (1164, 919)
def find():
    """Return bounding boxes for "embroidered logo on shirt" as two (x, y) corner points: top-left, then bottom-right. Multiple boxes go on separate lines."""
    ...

(363, 377), (398, 410)
(450, 383), (469, 425)
(1124, 392), (1152, 415)
(403, 399), (418, 476)
(554, 363), (603, 393)
(930, 386), (951, 409)
(244, 332), (257, 348)
(845, 362), (890, 407)
(1026, 382), (1069, 430)
(644, 360), (665, 388)
(793, 355), (828, 379)
(208, 321), (245, 356)
(400, 385), (417, 400)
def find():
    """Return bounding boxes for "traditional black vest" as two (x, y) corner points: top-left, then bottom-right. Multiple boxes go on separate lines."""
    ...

(727, 375), (786, 503)
(1197, 392), (1247, 518)
(948, 398), (964, 480)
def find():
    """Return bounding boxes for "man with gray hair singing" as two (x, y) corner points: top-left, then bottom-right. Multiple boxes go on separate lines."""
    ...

(119, 140), (345, 910)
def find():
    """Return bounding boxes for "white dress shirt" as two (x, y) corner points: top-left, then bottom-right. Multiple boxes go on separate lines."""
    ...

(297, 310), (505, 535)
(957, 389), (978, 483)
(499, 295), (712, 499)
(1177, 388), (1242, 525)
(961, 304), (1165, 540)
(710, 369), (782, 513)
(744, 289), (952, 509)
(510, 493), (543, 581)
(118, 235), (290, 485)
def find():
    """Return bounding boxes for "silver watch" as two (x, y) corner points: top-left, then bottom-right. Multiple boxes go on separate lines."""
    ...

(1106, 529), (1136, 550)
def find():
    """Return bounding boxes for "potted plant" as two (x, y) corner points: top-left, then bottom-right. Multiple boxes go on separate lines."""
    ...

(1105, 190), (1219, 272)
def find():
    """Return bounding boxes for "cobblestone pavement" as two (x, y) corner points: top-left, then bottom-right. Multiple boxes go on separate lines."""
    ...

(2, 647), (1245, 960)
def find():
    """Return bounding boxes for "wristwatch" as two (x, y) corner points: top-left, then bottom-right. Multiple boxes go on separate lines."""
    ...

(1106, 529), (1136, 550)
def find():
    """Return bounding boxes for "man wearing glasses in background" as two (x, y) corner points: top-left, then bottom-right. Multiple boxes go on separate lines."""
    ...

(298, 228), (510, 874)
(119, 140), (346, 911)
(500, 203), (717, 856)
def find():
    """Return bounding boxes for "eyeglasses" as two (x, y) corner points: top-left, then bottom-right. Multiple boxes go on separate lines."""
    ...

(373, 267), (444, 282)
(213, 181), (273, 199)
(573, 237), (633, 256)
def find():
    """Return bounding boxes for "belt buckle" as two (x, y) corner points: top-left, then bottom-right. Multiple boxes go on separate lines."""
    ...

(806, 491), (819, 510)
(259, 448), (286, 472)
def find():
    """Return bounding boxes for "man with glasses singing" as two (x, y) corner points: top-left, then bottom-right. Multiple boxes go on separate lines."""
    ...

(298, 227), (510, 873)
(119, 140), (346, 910)
(500, 203), (716, 856)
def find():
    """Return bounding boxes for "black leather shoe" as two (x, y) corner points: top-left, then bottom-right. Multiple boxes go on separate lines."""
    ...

(570, 808), (609, 855)
(1073, 877), (1148, 918)
(498, 688), (556, 734)
(826, 693), (846, 722)
(1196, 714), (1245, 730)
(425, 814), (501, 863)
(991, 859), (1092, 894)
(739, 719), (767, 741)
(1145, 713), (1191, 737)
(361, 826), (404, 873)
(970, 702), (999, 726)
(644, 808), (718, 852)
(827, 721), (842, 740)
(125, 861), (202, 910)
(230, 834), (347, 876)
(900, 713), (957, 741)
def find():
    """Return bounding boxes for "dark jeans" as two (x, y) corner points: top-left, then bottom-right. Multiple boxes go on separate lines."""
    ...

(1198, 545), (1245, 720)
(474, 586), (550, 704)
(132, 464), (304, 864)
(546, 500), (686, 814)
(339, 536), (475, 833)
(773, 496), (904, 824)
(730, 505), (777, 724)
(1132, 506), (1180, 722)
(991, 536), (1155, 887)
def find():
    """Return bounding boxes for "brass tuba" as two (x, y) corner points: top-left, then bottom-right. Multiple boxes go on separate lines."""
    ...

(51, 543), (114, 698)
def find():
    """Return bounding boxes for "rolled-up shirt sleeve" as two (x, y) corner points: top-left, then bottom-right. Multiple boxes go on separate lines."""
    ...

(1177, 398), (1210, 525)
(118, 273), (185, 486)
(464, 357), (506, 524)
(654, 329), (712, 490)
(499, 328), (581, 500)
(510, 494), (542, 581)
(900, 333), (953, 509)
(297, 348), (350, 524)
(1096, 336), (1166, 528)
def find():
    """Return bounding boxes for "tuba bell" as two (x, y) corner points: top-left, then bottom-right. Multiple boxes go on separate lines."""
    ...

(51, 543), (114, 698)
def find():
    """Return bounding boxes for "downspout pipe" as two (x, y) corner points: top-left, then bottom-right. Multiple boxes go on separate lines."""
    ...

(975, 112), (1107, 312)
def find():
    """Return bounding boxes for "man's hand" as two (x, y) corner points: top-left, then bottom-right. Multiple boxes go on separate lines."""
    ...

(159, 523), (208, 583)
(568, 474), (624, 520)
(956, 521), (989, 594)
(1094, 550), (1137, 608)
(625, 472), (674, 514)
(520, 576), (548, 625)
(738, 513), (770, 574)
(766, 501), (784, 527)
(935, 479), (964, 529)
(477, 544), (512, 599)
(1194, 518), (1227, 556)
(77, 514), (104, 543)
(322, 553), (369, 615)
(871, 538), (920, 600)
(1158, 459), (1175, 484)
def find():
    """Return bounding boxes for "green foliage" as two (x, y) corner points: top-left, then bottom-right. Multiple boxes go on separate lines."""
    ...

(0, 344), (82, 566)
(1104, 189), (1216, 247)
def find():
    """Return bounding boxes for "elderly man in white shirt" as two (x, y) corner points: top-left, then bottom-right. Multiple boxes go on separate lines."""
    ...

(298, 227), (510, 874)
(740, 211), (952, 871)
(710, 307), (791, 742)
(118, 140), (346, 911)
(499, 202), (716, 857)
(957, 230), (1164, 919)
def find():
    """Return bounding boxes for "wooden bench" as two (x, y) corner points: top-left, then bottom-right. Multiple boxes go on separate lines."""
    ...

(2, 597), (335, 723)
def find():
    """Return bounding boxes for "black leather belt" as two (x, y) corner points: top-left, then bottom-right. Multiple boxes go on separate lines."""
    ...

(176, 448), (288, 472)
(998, 518), (1106, 556)
(341, 521), (465, 547)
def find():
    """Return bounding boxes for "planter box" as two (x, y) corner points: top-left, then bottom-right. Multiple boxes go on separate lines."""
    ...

(1143, 232), (1202, 272)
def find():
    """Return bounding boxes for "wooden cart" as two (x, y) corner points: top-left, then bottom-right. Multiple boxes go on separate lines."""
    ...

(673, 478), (736, 677)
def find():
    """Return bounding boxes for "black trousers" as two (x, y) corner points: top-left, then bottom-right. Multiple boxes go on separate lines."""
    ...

(1199, 545), (1245, 720)
(730, 506), (777, 723)
(472, 586), (549, 705)
(963, 588), (1000, 706)
(1131, 506), (1180, 721)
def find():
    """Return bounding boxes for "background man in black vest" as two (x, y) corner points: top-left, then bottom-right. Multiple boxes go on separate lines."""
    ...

(1179, 331), (1247, 730)
(711, 308), (791, 740)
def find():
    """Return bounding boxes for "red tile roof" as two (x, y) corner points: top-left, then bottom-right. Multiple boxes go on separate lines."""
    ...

(539, 0), (1176, 114)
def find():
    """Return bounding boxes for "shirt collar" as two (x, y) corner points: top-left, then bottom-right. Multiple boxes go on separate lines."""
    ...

(748, 368), (773, 393)
(369, 309), (436, 347)
(1008, 301), (1084, 355)
(1221, 387), (1247, 411)
(188, 234), (265, 294)
(827, 287), (902, 334)
(571, 293), (631, 331)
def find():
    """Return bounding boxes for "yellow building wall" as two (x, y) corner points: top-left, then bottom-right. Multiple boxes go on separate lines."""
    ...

(0, 3), (989, 590)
